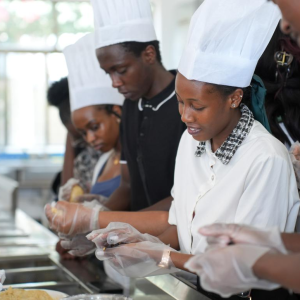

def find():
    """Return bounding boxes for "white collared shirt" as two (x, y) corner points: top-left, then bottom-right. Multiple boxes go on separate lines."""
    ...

(169, 121), (300, 254)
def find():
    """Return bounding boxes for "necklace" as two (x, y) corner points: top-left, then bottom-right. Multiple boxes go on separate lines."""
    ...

(111, 150), (120, 165)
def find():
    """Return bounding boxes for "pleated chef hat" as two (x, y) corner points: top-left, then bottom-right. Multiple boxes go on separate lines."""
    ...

(90, 0), (157, 49)
(178, 0), (281, 88)
(64, 33), (124, 112)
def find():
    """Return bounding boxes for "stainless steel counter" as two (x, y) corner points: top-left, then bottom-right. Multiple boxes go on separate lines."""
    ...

(0, 209), (211, 299)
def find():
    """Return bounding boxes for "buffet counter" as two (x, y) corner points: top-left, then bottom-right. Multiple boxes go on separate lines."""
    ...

(0, 209), (210, 300)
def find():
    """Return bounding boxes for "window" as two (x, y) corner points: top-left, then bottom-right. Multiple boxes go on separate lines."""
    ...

(0, 0), (93, 154)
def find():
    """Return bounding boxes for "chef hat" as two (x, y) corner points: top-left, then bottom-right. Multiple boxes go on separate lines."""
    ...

(90, 0), (157, 49)
(178, 0), (281, 88)
(64, 33), (124, 112)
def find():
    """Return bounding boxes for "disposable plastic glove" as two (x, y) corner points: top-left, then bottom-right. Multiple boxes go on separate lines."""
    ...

(87, 222), (179, 278)
(87, 222), (161, 246)
(58, 178), (81, 201)
(44, 201), (100, 235)
(199, 223), (287, 254)
(290, 141), (300, 189)
(60, 233), (96, 257)
(76, 194), (108, 204)
(185, 245), (279, 298)
(55, 240), (76, 260)
(0, 270), (5, 291)
(82, 200), (110, 211)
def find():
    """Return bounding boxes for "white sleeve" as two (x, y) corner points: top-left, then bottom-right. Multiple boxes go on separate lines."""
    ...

(168, 188), (177, 226)
(234, 155), (300, 232)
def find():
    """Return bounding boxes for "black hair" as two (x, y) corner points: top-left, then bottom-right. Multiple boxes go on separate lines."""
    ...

(47, 77), (69, 107)
(209, 84), (252, 108)
(47, 77), (71, 126)
(119, 40), (162, 64)
(96, 104), (122, 119)
(255, 24), (300, 146)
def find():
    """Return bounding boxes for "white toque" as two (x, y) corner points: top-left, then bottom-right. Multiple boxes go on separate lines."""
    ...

(90, 0), (157, 49)
(64, 33), (124, 112)
(178, 0), (281, 88)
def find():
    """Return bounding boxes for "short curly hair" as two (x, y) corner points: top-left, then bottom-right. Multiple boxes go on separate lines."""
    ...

(47, 77), (69, 107)
(119, 40), (162, 64)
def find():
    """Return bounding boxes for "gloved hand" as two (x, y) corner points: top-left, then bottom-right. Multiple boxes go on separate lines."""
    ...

(0, 270), (5, 291)
(55, 240), (76, 260)
(199, 223), (287, 254)
(185, 245), (279, 298)
(44, 201), (100, 235)
(290, 141), (300, 189)
(60, 233), (96, 257)
(76, 194), (108, 204)
(87, 222), (178, 278)
(82, 199), (110, 211)
(58, 178), (81, 201)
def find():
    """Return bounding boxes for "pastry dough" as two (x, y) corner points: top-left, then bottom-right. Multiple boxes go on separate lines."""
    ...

(69, 185), (84, 203)
(0, 287), (53, 299)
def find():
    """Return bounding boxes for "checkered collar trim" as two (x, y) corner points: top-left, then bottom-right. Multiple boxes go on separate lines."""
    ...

(195, 104), (254, 165)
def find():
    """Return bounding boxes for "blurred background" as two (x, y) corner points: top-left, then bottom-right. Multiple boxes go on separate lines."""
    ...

(0, 0), (203, 219)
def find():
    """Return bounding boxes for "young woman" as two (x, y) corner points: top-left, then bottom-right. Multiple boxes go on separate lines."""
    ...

(182, 1), (300, 297)
(60, 33), (124, 205)
(45, 1), (299, 299)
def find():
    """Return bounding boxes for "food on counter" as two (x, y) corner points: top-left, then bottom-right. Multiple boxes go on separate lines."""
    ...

(0, 287), (53, 300)
(69, 185), (84, 203)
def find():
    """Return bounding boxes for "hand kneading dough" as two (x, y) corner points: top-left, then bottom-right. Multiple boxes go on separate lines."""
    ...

(0, 287), (53, 299)
(69, 185), (84, 203)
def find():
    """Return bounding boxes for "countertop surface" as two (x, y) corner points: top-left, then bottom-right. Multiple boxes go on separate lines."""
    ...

(0, 209), (210, 300)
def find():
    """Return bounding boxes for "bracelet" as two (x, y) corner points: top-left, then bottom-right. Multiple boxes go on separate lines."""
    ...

(158, 249), (171, 269)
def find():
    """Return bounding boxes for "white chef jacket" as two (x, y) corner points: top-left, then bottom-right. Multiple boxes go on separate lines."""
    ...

(168, 121), (300, 254)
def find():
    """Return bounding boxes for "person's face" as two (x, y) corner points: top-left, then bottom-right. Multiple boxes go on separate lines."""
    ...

(72, 105), (121, 152)
(96, 44), (155, 101)
(273, 0), (300, 46)
(175, 72), (242, 142)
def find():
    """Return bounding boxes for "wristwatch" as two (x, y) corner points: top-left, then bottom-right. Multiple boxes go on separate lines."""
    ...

(158, 249), (171, 269)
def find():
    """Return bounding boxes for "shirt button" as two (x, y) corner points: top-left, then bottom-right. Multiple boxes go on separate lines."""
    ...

(211, 175), (215, 181)
(140, 133), (144, 137)
(144, 116), (148, 120)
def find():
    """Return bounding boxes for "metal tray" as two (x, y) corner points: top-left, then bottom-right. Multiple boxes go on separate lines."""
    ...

(0, 229), (28, 237)
(0, 246), (49, 260)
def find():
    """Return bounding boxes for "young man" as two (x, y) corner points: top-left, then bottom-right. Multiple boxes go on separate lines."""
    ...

(89, 0), (186, 212)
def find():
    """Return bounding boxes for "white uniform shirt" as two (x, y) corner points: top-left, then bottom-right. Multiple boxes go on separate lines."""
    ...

(169, 121), (300, 254)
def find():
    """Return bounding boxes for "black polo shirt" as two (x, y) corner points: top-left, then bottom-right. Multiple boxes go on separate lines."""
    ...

(120, 70), (186, 211)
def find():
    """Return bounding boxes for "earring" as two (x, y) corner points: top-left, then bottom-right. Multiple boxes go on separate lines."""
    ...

(240, 95), (243, 99)
(117, 119), (121, 124)
(232, 104), (236, 108)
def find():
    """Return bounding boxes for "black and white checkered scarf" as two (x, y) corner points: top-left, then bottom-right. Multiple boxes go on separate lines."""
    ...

(195, 104), (254, 165)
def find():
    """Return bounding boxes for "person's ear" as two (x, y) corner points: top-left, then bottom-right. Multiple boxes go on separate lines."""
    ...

(229, 89), (243, 109)
(141, 45), (157, 65)
(280, 18), (292, 35)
